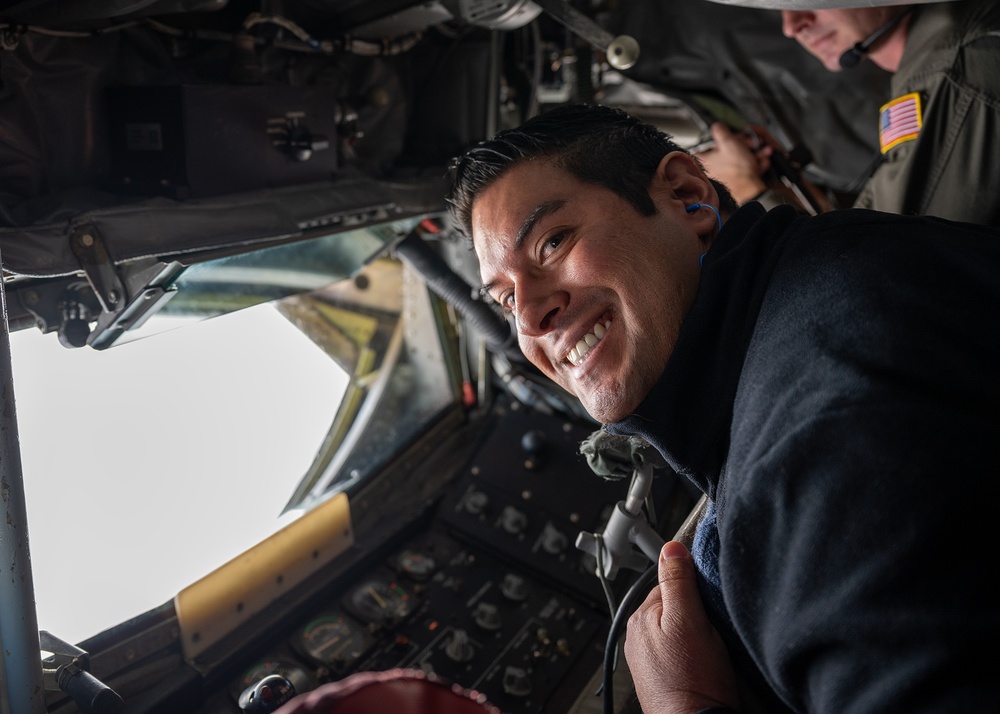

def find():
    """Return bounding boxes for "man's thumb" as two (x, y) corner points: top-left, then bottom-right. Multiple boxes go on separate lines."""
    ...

(657, 540), (697, 602)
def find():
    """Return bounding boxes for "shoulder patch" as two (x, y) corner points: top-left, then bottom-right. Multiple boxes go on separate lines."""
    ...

(879, 92), (923, 154)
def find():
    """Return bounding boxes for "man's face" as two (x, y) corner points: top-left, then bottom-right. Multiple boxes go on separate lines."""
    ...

(471, 158), (710, 424)
(781, 8), (890, 71)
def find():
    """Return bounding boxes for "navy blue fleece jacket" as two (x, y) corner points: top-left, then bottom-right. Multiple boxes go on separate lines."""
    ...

(609, 202), (1000, 713)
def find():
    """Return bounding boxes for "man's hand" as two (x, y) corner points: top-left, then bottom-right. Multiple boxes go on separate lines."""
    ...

(694, 123), (774, 204)
(624, 541), (741, 713)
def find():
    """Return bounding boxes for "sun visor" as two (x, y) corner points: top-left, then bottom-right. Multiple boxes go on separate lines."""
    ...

(0, 177), (446, 278)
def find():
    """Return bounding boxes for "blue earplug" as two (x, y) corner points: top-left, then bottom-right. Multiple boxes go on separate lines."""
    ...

(686, 203), (723, 232)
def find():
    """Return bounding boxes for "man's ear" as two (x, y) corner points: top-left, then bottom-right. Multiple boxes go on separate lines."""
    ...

(653, 151), (715, 208)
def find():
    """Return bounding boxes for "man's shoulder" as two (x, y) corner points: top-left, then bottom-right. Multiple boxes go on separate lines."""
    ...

(732, 205), (1000, 269)
(770, 207), (931, 252)
(897, 1), (1000, 81)
(789, 207), (1000, 243)
(762, 208), (1000, 306)
(916, 1), (1000, 45)
(952, 0), (1000, 35)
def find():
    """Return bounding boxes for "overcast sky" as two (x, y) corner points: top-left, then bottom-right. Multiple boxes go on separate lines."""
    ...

(7, 304), (346, 645)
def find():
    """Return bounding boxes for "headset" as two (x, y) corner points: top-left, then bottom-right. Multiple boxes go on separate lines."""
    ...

(839, 8), (914, 69)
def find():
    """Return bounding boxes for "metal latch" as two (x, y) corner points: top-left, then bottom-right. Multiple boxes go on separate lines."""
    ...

(40, 630), (123, 714)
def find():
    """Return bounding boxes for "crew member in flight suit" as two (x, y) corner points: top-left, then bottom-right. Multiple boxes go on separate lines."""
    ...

(699, 0), (1000, 226)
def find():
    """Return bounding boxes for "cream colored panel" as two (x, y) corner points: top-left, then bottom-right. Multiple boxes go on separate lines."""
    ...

(175, 492), (353, 660)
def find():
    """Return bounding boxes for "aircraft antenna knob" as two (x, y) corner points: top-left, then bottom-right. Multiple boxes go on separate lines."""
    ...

(606, 35), (640, 70)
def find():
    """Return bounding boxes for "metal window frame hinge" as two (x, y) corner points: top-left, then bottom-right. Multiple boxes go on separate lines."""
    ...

(69, 224), (127, 315)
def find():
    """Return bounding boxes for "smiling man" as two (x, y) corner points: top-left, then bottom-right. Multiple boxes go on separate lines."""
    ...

(470, 153), (723, 423)
(450, 106), (738, 427)
(447, 103), (1000, 713)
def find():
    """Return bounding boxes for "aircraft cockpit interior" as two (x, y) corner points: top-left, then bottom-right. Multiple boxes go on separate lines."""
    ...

(0, 0), (894, 712)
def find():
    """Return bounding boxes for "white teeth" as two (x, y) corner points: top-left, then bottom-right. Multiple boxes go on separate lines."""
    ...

(566, 319), (611, 366)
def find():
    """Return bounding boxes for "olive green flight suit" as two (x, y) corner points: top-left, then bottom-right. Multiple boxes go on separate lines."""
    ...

(854, 1), (1000, 227)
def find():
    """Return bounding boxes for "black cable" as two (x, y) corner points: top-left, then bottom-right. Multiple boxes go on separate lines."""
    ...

(603, 562), (658, 714)
(393, 228), (523, 362)
(594, 533), (619, 697)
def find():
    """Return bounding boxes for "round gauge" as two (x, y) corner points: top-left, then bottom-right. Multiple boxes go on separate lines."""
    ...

(345, 578), (416, 626)
(296, 613), (370, 668)
(397, 549), (437, 580)
(229, 659), (312, 703)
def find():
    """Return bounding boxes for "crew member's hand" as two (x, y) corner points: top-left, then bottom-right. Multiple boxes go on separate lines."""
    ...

(624, 541), (741, 713)
(694, 123), (773, 204)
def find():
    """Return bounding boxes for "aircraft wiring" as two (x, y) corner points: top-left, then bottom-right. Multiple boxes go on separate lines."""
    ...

(0, 13), (424, 58)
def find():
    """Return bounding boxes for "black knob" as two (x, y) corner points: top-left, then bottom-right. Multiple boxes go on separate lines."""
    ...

(520, 429), (547, 455)
(239, 674), (296, 713)
(58, 295), (91, 348)
(502, 666), (533, 697)
(463, 489), (489, 515)
(444, 629), (475, 662)
(540, 523), (568, 555)
(60, 669), (123, 714)
(501, 573), (528, 602)
(58, 317), (91, 348)
(500, 506), (528, 535)
(473, 602), (502, 631)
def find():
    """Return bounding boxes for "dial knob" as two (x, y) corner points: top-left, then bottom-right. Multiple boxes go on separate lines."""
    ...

(445, 629), (475, 662)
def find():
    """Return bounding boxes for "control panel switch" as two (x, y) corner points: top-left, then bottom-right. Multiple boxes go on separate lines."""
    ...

(502, 666), (533, 697)
(445, 629), (476, 662)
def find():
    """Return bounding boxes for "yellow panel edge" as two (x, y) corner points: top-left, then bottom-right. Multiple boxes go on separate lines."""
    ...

(175, 492), (353, 661)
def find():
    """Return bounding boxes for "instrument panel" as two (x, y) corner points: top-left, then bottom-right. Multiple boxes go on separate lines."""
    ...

(195, 400), (695, 713)
(213, 527), (604, 713)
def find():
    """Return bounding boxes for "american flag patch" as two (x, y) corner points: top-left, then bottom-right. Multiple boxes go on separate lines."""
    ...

(879, 92), (923, 154)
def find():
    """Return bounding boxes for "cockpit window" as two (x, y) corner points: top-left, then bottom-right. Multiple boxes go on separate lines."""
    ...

(8, 249), (458, 645)
(10, 303), (343, 644)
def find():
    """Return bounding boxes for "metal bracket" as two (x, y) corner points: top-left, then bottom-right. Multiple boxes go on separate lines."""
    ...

(574, 464), (665, 580)
(69, 225), (127, 314)
(87, 259), (184, 350)
(268, 111), (331, 162)
(532, 0), (640, 70)
(40, 631), (123, 714)
(64, 222), (185, 349)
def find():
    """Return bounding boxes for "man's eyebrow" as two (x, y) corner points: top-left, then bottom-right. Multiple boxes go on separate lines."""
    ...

(516, 199), (566, 249)
(479, 199), (567, 300)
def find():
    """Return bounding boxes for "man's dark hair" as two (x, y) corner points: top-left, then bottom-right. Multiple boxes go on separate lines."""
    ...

(446, 103), (738, 239)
